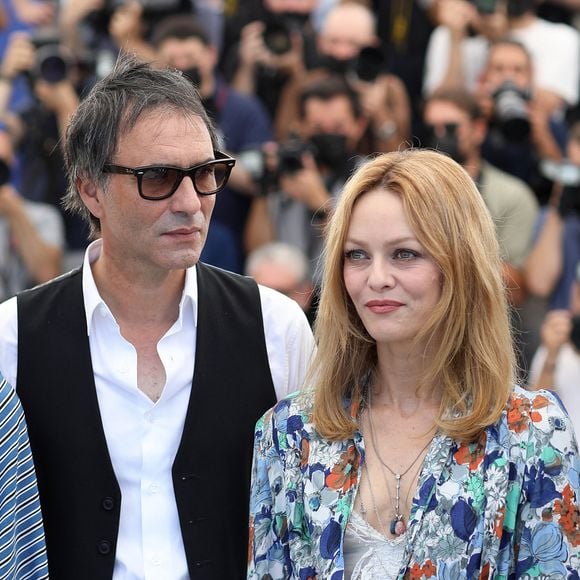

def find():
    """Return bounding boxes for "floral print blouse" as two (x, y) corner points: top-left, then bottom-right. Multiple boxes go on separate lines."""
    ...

(248, 386), (580, 579)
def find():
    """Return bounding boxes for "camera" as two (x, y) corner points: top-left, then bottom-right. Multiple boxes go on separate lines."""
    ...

(30, 30), (70, 84)
(539, 159), (580, 217)
(351, 46), (386, 83)
(422, 123), (465, 165)
(237, 137), (315, 196)
(262, 16), (293, 55)
(492, 81), (531, 142)
(278, 137), (313, 175)
(0, 159), (10, 187)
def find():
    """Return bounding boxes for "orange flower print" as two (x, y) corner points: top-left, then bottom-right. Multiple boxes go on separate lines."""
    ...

(325, 445), (358, 492)
(554, 484), (580, 546)
(454, 435), (486, 471)
(300, 438), (310, 468)
(409, 562), (424, 579)
(507, 396), (531, 433)
(422, 560), (436, 577)
(494, 506), (505, 538)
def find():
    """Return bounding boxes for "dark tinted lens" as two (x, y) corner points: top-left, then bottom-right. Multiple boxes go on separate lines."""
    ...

(195, 162), (229, 194)
(140, 167), (179, 198)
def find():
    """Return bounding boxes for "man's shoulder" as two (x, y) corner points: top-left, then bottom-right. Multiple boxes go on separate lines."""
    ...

(481, 162), (536, 202)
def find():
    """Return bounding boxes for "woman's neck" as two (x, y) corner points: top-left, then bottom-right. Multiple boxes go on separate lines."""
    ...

(371, 346), (441, 415)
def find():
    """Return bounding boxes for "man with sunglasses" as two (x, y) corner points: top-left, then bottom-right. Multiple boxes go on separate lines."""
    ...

(0, 54), (314, 579)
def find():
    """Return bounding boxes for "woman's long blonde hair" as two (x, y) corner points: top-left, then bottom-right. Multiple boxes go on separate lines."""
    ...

(311, 150), (516, 442)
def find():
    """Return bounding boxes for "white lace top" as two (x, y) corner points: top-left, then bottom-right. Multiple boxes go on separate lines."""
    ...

(343, 511), (406, 579)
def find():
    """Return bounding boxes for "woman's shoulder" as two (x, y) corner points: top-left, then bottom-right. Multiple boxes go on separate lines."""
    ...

(498, 385), (576, 447)
(255, 389), (317, 440)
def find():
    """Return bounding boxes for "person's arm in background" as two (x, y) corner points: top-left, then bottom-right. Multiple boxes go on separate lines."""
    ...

(0, 184), (63, 283)
(528, 309), (572, 390)
(244, 196), (276, 254)
(0, 32), (35, 114)
(355, 73), (411, 152)
(33, 78), (79, 141)
(109, 1), (157, 62)
(424, 0), (477, 94)
(59, 0), (104, 55)
(525, 207), (564, 298)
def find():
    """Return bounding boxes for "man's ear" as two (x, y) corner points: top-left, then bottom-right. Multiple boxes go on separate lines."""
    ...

(77, 177), (104, 220)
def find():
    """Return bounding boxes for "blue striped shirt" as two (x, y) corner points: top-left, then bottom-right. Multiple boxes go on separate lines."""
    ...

(0, 374), (48, 579)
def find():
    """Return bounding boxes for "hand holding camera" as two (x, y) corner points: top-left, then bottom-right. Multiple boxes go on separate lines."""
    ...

(279, 152), (330, 212)
(238, 19), (304, 77)
(0, 33), (36, 81)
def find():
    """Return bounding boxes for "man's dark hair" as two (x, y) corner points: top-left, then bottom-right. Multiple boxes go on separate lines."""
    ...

(298, 75), (363, 120)
(63, 52), (219, 237)
(151, 14), (210, 49)
(426, 87), (484, 121)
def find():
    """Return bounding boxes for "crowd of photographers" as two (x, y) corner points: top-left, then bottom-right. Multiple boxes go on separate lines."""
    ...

(0, 0), (579, 423)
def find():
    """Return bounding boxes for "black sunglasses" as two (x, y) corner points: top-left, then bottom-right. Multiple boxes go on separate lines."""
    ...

(102, 151), (236, 200)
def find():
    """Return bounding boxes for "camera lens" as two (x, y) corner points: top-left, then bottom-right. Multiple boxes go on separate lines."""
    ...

(262, 18), (292, 55)
(493, 81), (530, 142)
(35, 45), (68, 83)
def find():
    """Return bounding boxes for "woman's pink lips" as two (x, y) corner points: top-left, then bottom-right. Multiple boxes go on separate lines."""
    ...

(365, 299), (404, 313)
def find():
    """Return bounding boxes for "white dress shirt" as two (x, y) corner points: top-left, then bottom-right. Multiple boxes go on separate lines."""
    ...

(0, 240), (315, 580)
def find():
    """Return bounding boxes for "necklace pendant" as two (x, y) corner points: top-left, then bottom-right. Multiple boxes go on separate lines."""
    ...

(390, 516), (406, 536)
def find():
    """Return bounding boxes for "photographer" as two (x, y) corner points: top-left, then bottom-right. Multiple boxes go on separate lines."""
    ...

(528, 265), (580, 437)
(424, 0), (579, 111)
(244, 76), (367, 278)
(525, 112), (580, 310)
(0, 127), (63, 300)
(477, 38), (567, 189)
(224, 0), (320, 126)
(276, 2), (411, 152)
(0, 27), (89, 260)
(423, 87), (538, 307)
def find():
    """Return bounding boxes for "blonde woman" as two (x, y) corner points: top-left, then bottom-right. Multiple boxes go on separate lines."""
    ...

(248, 150), (579, 579)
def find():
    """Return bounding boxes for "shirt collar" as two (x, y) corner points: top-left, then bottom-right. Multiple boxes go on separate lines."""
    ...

(81, 239), (199, 335)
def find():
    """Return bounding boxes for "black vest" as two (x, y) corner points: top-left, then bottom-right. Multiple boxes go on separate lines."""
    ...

(16, 263), (277, 579)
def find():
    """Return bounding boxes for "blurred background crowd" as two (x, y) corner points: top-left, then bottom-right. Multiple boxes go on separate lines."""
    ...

(0, 0), (579, 419)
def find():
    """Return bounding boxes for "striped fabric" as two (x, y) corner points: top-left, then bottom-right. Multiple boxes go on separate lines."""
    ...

(0, 374), (48, 579)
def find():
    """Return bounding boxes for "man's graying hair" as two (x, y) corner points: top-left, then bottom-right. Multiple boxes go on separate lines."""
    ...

(63, 53), (220, 237)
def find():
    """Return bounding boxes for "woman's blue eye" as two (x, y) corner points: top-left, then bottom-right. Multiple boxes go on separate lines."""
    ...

(394, 249), (418, 260)
(344, 249), (367, 261)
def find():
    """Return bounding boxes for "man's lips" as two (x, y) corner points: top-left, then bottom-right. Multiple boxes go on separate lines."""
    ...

(164, 227), (201, 237)
(365, 299), (404, 313)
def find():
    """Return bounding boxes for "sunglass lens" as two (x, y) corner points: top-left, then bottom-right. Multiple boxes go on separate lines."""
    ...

(141, 167), (179, 198)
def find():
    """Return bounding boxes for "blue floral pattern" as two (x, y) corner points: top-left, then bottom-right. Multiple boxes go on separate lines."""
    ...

(248, 387), (580, 579)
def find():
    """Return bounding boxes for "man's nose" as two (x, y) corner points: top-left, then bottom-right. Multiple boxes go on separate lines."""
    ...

(170, 175), (203, 213)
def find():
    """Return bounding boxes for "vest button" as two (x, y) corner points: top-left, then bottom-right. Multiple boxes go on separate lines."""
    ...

(102, 497), (115, 511)
(97, 540), (112, 555)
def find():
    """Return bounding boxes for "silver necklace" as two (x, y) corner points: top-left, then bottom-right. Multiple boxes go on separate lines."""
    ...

(366, 390), (433, 536)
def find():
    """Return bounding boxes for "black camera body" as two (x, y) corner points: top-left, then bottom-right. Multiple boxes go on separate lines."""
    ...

(30, 30), (69, 84)
(423, 123), (465, 165)
(0, 159), (10, 187)
(262, 16), (293, 55)
(278, 138), (313, 175)
(492, 81), (531, 142)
